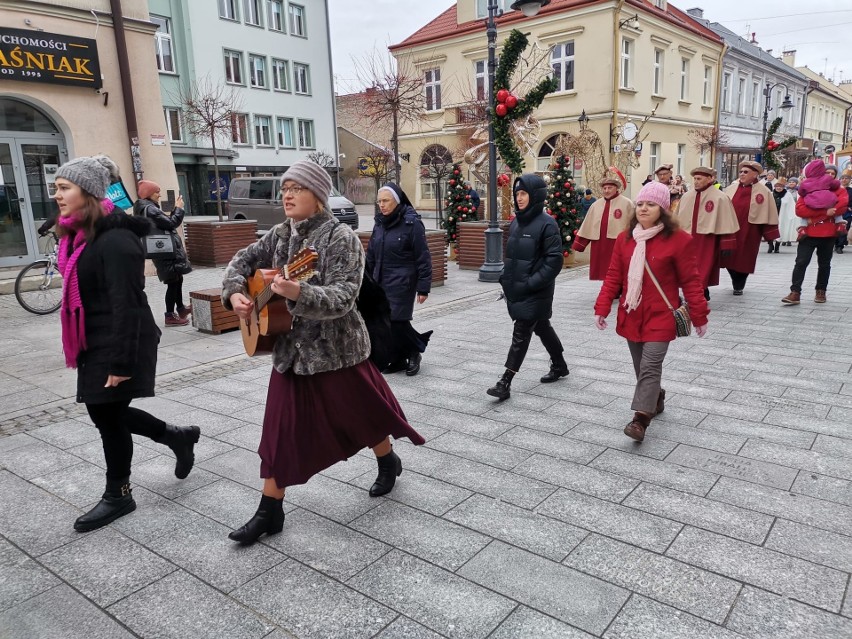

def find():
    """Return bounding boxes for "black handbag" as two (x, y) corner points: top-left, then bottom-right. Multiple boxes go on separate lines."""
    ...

(644, 261), (692, 337)
(143, 233), (176, 259)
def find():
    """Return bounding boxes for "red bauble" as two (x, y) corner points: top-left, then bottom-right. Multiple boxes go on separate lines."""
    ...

(449, 179), (456, 186)
(454, 169), (460, 175)
(452, 234), (456, 239)
(564, 182), (571, 188)
(505, 94), (518, 109)
(563, 250), (569, 257)
(495, 103), (508, 117)
(465, 195), (471, 199)
(457, 205), (463, 211)
(496, 89), (509, 103)
(561, 208), (566, 213)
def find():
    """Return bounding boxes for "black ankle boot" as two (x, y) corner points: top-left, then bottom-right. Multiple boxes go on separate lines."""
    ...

(369, 449), (402, 497)
(774, 241), (780, 253)
(540, 359), (569, 383)
(228, 494), (285, 545)
(158, 424), (201, 479)
(487, 370), (514, 400)
(74, 477), (136, 532)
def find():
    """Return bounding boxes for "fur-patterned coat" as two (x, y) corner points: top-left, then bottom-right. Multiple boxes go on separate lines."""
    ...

(222, 209), (370, 375)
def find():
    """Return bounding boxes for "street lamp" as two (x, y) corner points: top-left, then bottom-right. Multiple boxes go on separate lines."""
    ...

(760, 81), (794, 162)
(479, 0), (551, 283)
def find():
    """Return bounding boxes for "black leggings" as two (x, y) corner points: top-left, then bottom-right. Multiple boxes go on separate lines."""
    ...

(86, 400), (167, 480)
(164, 276), (185, 314)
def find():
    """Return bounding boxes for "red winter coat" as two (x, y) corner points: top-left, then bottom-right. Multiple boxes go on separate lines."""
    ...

(796, 185), (849, 238)
(594, 229), (709, 342)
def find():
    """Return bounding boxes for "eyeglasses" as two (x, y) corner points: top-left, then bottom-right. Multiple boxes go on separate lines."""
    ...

(280, 185), (305, 196)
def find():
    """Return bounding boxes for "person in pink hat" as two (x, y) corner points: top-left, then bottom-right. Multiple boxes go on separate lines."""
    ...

(594, 181), (709, 442)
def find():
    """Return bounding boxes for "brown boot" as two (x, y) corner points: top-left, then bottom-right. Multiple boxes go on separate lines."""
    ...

(655, 389), (666, 415)
(164, 312), (189, 327)
(815, 290), (826, 303)
(781, 291), (800, 305)
(624, 412), (651, 442)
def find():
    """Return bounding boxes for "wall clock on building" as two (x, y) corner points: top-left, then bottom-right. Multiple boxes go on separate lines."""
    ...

(622, 121), (638, 142)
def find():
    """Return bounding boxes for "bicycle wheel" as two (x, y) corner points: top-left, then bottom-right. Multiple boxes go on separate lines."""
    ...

(15, 260), (63, 315)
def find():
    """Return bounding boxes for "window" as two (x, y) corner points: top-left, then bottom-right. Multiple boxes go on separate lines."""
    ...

(703, 65), (712, 105)
(722, 72), (732, 111)
(249, 55), (267, 88)
(620, 38), (633, 89)
(224, 50), (243, 84)
(649, 142), (660, 173)
(231, 112), (250, 144)
(474, 60), (487, 101)
(243, 0), (262, 25)
(425, 68), (441, 111)
(164, 108), (182, 142)
(680, 58), (689, 100)
(653, 48), (664, 95)
(272, 58), (290, 91)
(218, 0), (238, 20)
(677, 143), (685, 176)
(699, 147), (708, 167)
(254, 115), (272, 146)
(551, 41), (575, 92)
(737, 77), (747, 114)
(151, 16), (174, 73)
(276, 117), (294, 147)
(476, 0), (506, 18)
(269, 0), (284, 31)
(654, 0), (667, 8)
(288, 3), (306, 36)
(751, 80), (760, 117)
(298, 119), (315, 148)
(293, 63), (310, 94)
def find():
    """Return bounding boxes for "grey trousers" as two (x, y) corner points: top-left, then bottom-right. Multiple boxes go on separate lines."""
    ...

(627, 341), (670, 413)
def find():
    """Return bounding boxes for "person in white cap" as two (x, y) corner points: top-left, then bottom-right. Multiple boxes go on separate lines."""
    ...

(573, 172), (634, 281)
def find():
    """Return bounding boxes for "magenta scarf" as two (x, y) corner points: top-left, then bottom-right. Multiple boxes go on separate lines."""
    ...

(57, 199), (114, 368)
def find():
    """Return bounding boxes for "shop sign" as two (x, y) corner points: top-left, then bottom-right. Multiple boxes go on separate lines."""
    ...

(151, 134), (166, 146)
(0, 27), (102, 89)
(818, 131), (833, 142)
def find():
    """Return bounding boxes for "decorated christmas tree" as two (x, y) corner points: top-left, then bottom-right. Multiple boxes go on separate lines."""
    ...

(440, 163), (478, 246)
(544, 154), (581, 256)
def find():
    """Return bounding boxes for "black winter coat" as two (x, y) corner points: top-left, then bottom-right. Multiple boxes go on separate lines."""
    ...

(133, 199), (191, 282)
(366, 200), (432, 322)
(500, 174), (563, 321)
(75, 213), (160, 404)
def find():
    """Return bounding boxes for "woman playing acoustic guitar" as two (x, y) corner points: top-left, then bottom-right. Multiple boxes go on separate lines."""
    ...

(222, 159), (424, 545)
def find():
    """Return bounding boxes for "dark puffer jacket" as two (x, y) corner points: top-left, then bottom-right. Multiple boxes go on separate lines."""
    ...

(133, 199), (191, 282)
(366, 184), (432, 322)
(75, 213), (160, 404)
(500, 174), (563, 321)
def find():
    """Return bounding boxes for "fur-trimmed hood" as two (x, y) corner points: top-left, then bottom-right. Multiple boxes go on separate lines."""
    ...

(94, 211), (153, 239)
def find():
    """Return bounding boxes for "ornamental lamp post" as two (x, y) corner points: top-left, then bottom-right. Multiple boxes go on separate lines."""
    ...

(760, 82), (794, 163)
(478, 0), (551, 283)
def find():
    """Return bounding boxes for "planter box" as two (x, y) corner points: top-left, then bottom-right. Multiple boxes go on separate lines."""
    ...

(184, 219), (257, 267)
(190, 288), (240, 335)
(356, 229), (447, 286)
(457, 221), (512, 270)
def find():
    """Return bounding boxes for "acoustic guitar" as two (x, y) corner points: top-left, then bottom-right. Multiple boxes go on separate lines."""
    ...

(240, 247), (318, 356)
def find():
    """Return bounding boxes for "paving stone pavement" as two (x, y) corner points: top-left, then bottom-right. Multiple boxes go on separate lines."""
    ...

(1, 249), (852, 638)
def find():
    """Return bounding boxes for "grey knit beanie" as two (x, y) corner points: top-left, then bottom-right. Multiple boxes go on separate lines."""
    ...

(55, 155), (120, 199)
(281, 160), (332, 206)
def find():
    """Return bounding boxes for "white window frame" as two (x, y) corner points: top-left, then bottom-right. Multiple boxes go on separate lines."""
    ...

(653, 48), (664, 95)
(476, 0), (507, 19)
(699, 147), (708, 167)
(276, 117), (295, 148)
(288, 3), (306, 37)
(425, 68), (441, 111)
(272, 58), (290, 92)
(751, 80), (760, 117)
(298, 119), (315, 149)
(224, 50), (244, 85)
(231, 112), (250, 145)
(254, 115), (273, 146)
(164, 107), (182, 142)
(243, 0), (263, 26)
(151, 15), (175, 74)
(737, 76), (747, 115)
(249, 54), (267, 89)
(218, 0), (239, 21)
(679, 58), (689, 100)
(649, 142), (660, 174)
(676, 143), (685, 176)
(620, 38), (633, 90)
(722, 71), (732, 112)
(293, 62), (311, 94)
(268, 0), (285, 32)
(703, 65), (712, 105)
(551, 40), (575, 92)
(474, 60), (487, 101)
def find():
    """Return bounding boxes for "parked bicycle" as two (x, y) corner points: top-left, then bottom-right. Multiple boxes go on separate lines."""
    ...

(15, 231), (62, 315)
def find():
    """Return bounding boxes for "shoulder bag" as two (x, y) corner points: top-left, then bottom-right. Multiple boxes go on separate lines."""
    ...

(644, 261), (692, 337)
(143, 233), (177, 259)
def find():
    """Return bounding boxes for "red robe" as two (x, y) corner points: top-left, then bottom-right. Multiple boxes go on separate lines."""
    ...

(683, 186), (737, 288)
(721, 183), (780, 274)
(573, 196), (631, 280)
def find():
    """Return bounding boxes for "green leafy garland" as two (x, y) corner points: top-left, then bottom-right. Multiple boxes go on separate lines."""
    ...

(761, 117), (798, 173)
(493, 30), (558, 175)
(440, 163), (478, 246)
(544, 155), (582, 255)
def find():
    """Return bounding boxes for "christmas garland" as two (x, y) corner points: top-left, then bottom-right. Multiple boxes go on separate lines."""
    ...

(761, 117), (798, 173)
(493, 30), (558, 175)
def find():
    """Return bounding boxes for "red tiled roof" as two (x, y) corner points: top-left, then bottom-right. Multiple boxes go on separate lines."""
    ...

(390, 0), (721, 51)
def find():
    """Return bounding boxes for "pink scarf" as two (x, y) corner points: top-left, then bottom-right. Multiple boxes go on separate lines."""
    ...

(623, 223), (664, 313)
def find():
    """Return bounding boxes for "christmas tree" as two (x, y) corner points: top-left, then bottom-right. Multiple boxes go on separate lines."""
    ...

(544, 154), (581, 256)
(440, 163), (478, 245)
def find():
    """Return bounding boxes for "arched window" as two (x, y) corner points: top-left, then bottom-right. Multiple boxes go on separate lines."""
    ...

(419, 144), (454, 203)
(537, 133), (583, 184)
(0, 99), (59, 134)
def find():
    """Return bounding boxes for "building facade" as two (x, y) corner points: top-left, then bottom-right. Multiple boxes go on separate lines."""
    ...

(389, 0), (724, 217)
(0, 0), (177, 268)
(148, 0), (338, 214)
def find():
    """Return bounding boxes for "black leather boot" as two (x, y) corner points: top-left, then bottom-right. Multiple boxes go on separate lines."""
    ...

(487, 370), (514, 400)
(158, 424), (201, 479)
(405, 352), (422, 377)
(74, 477), (136, 532)
(369, 449), (402, 497)
(228, 494), (285, 545)
(540, 359), (569, 383)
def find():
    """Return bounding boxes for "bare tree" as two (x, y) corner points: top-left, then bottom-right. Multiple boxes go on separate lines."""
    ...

(687, 126), (731, 164)
(359, 145), (393, 197)
(174, 75), (243, 220)
(419, 143), (455, 222)
(306, 150), (336, 167)
(353, 47), (425, 181)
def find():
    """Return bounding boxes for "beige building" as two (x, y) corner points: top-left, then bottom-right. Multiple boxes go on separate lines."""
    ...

(0, 0), (177, 268)
(389, 0), (724, 216)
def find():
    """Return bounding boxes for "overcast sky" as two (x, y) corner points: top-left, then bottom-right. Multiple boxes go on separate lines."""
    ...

(327, 0), (851, 93)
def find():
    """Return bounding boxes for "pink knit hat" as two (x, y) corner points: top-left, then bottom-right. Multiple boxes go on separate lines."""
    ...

(137, 180), (161, 200)
(635, 181), (671, 211)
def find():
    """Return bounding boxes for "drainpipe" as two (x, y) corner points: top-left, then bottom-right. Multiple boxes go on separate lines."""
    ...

(108, 0), (143, 186)
(710, 43), (727, 169)
(610, 0), (626, 167)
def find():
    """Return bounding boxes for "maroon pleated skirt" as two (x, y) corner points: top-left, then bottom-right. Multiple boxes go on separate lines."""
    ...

(259, 359), (425, 487)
